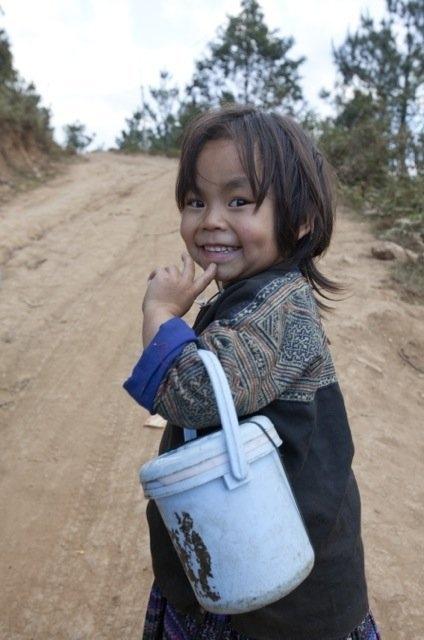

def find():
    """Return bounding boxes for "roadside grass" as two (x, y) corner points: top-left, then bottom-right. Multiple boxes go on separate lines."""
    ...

(390, 261), (424, 305)
(339, 178), (424, 304)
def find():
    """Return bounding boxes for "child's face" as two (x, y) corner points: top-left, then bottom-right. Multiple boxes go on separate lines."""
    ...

(180, 139), (282, 285)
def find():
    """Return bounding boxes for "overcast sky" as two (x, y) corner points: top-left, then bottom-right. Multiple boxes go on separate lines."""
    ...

(1, 0), (387, 149)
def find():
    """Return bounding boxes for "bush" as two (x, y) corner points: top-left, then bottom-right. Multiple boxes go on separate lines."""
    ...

(63, 121), (95, 153)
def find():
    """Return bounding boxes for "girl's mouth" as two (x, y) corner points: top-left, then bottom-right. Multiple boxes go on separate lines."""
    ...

(200, 245), (242, 262)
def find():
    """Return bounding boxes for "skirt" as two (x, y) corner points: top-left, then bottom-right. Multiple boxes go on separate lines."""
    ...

(142, 583), (381, 640)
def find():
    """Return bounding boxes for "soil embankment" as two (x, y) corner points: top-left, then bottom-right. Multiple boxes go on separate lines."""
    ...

(0, 152), (422, 638)
(0, 123), (63, 203)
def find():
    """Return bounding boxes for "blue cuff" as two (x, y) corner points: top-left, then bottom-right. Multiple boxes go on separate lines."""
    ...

(123, 317), (198, 413)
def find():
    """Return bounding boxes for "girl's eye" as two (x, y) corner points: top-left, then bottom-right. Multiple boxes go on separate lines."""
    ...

(186, 198), (204, 209)
(229, 197), (250, 207)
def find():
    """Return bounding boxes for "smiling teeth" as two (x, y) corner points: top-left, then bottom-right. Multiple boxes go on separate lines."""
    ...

(204, 245), (239, 252)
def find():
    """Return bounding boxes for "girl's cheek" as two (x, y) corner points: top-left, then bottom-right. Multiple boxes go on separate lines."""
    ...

(179, 227), (200, 264)
(179, 218), (190, 244)
(237, 224), (253, 240)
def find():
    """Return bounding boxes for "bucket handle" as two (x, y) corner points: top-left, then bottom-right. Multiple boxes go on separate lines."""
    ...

(184, 349), (249, 482)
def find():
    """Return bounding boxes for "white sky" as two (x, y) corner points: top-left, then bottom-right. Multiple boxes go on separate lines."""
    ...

(1, 0), (387, 149)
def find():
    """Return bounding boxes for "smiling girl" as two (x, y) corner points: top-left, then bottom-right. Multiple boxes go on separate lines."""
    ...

(124, 105), (380, 640)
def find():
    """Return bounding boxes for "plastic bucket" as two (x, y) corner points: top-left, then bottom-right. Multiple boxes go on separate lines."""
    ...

(139, 349), (314, 614)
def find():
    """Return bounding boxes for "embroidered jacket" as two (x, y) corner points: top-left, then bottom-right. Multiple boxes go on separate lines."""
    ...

(124, 263), (369, 640)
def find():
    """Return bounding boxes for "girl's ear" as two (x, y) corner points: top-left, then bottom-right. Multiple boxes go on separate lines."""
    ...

(298, 223), (312, 240)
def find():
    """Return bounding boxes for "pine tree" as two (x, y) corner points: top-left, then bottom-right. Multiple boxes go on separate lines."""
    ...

(0, 28), (15, 84)
(187, 0), (305, 112)
(333, 0), (424, 175)
(115, 110), (146, 152)
(116, 71), (181, 153)
(319, 91), (391, 191)
(63, 122), (95, 153)
(147, 71), (181, 152)
(0, 25), (55, 151)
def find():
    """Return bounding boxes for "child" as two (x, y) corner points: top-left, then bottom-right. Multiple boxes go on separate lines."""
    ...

(123, 105), (381, 640)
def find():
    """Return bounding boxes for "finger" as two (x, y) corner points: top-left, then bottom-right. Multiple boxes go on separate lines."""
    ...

(166, 264), (179, 278)
(149, 265), (167, 279)
(181, 252), (195, 281)
(147, 269), (157, 281)
(192, 262), (217, 295)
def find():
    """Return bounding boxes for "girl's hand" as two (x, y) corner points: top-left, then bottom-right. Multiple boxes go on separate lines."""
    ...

(142, 252), (217, 318)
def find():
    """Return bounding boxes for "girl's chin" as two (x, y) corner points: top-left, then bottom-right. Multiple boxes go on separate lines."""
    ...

(212, 264), (240, 284)
(194, 251), (242, 283)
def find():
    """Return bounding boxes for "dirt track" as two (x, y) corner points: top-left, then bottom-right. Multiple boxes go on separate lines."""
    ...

(0, 152), (423, 639)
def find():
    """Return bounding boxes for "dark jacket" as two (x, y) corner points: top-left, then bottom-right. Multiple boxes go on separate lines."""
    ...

(146, 265), (369, 640)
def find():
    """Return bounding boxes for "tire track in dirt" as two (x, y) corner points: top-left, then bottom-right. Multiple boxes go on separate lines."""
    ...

(0, 152), (181, 638)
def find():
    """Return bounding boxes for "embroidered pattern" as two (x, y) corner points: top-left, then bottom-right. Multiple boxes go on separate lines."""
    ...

(142, 583), (381, 640)
(155, 272), (337, 428)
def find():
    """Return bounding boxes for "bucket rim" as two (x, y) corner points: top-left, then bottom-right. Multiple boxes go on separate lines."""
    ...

(139, 415), (281, 487)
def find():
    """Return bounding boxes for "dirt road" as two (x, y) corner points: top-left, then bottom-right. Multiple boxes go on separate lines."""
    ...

(0, 152), (422, 639)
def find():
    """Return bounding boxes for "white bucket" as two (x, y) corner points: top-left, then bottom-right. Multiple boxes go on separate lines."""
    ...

(139, 349), (314, 614)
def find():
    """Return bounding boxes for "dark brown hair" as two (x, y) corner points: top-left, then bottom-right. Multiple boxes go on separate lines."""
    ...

(176, 104), (342, 309)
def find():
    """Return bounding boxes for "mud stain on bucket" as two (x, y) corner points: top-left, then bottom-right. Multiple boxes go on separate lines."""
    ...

(170, 511), (221, 602)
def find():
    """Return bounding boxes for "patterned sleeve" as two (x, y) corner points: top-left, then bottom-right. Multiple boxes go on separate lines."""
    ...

(153, 279), (329, 429)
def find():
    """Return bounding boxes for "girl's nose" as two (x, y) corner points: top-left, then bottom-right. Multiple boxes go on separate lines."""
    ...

(201, 205), (227, 229)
